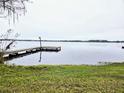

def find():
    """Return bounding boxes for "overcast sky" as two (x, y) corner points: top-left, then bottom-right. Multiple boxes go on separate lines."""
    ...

(1, 0), (124, 40)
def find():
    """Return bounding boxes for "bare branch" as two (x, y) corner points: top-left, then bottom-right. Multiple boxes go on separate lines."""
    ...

(0, 0), (29, 20)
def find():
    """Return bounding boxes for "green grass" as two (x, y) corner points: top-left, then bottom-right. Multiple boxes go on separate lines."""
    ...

(0, 63), (124, 93)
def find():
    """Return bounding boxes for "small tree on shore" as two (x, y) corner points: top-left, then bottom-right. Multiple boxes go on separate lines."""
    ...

(0, 0), (28, 51)
(0, 29), (20, 51)
(0, 0), (29, 63)
(0, 29), (20, 63)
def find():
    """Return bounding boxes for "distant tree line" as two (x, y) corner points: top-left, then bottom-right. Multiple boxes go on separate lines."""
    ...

(0, 39), (124, 43)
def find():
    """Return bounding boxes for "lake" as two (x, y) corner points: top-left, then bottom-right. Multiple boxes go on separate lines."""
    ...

(6, 42), (124, 66)
(1, 0), (124, 66)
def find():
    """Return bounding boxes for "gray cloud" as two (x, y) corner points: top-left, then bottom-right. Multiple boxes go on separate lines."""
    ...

(1, 0), (124, 40)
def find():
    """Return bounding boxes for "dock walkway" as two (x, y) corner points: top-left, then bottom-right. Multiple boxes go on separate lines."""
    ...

(3, 46), (61, 57)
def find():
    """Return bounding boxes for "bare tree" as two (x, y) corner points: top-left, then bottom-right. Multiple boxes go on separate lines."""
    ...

(0, 0), (29, 63)
(0, 29), (20, 52)
(0, 0), (29, 51)
(0, 29), (20, 63)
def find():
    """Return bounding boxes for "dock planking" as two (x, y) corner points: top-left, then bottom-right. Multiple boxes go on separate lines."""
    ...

(3, 46), (61, 58)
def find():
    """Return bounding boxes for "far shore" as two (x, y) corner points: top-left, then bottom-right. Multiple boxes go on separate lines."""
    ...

(1, 39), (124, 43)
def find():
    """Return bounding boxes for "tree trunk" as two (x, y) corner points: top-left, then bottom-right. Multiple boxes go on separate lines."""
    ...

(0, 52), (4, 64)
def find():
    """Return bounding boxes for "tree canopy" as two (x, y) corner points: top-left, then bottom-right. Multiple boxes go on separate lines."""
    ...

(0, 0), (29, 18)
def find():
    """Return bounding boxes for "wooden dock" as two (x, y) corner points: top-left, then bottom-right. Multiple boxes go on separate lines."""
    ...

(3, 46), (61, 58)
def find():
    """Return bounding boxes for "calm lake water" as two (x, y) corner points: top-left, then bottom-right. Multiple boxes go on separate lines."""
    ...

(6, 42), (124, 66)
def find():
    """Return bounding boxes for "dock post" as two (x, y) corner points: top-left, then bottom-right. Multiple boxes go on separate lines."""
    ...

(39, 36), (42, 50)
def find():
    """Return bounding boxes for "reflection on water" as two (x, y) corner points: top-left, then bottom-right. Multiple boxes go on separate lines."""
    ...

(39, 52), (42, 62)
(5, 42), (124, 66)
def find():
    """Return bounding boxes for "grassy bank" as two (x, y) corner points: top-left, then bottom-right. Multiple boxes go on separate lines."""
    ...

(0, 63), (124, 93)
